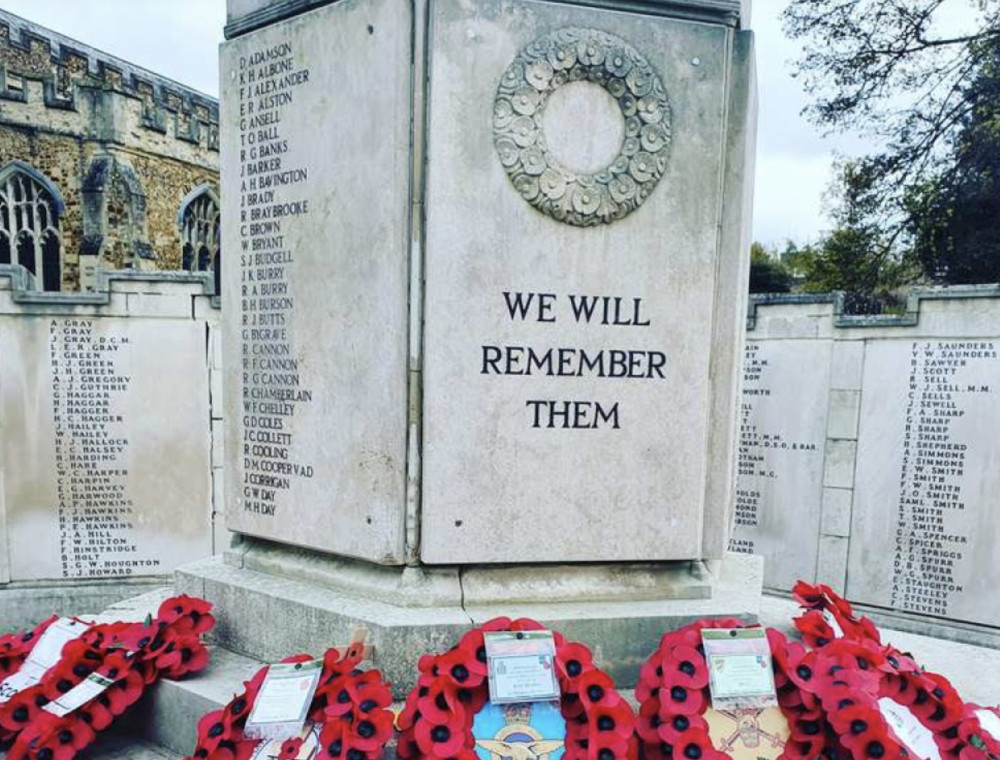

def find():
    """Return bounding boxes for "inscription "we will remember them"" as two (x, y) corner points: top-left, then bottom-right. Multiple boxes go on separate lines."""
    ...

(480, 290), (666, 429)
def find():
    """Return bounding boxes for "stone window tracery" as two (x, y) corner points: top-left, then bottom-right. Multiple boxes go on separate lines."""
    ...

(179, 186), (220, 294)
(0, 164), (63, 291)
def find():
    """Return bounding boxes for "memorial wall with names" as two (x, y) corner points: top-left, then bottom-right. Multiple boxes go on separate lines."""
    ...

(220, 0), (411, 562)
(0, 271), (220, 585)
(738, 290), (1000, 639)
(729, 338), (831, 590)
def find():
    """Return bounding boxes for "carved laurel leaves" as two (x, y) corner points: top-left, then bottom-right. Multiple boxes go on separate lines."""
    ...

(493, 27), (672, 227)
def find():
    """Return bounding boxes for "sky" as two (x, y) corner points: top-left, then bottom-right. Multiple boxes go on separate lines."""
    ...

(1, 0), (869, 248)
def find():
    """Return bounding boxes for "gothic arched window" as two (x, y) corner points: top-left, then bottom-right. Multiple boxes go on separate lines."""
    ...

(0, 162), (64, 291)
(179, 185), (220, 294)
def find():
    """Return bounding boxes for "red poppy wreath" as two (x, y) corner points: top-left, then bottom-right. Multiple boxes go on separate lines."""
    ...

(1, 595), (214, 760)
(635, 618), (844, 760)
(778, 635), (1000, 760)
(396, 616), (638, 760)
(790, 581), (881, 648)
(184, 646), (394, 760)
(0, 617), (61, 682)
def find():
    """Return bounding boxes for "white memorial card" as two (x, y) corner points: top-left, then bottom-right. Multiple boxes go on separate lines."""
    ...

(244, 660), (322, 741)
(702, 628), (777, 710)
(484, 631), (560, 705)
(821, 609), (845, 638)
(0, 618), (89, 704)
(44, 672), (115, 717)
(878, 698), (941, 760)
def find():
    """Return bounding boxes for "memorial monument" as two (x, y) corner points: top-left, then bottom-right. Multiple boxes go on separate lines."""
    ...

(177, 0), (760, 693)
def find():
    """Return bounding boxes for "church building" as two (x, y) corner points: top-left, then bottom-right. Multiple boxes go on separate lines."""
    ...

(0, 9), (220, 293)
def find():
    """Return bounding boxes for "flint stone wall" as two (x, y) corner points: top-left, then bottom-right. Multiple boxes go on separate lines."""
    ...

(731, 287), (1000, 644)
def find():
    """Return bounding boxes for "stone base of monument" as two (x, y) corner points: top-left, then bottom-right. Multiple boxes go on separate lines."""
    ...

(1, 578), (169, 630)
(172, 537), (763, 699)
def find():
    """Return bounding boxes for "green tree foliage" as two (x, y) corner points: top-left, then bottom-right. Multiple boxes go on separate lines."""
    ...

(800, 161), (918, 309)
(748, 241), (793, 293)
(906, 40), (1000, 283)
(783, 0), (1000, 285)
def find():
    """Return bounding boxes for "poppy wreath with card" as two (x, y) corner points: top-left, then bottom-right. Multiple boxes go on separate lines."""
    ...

(0, 617), (62, 681)
(796, 637), (1000, 760)
(790, 582), (1000, 760)
(183, 646), (393, 760)
(791, 581), (882, 648)
(635, 618), (846, 760)
(396, 616), (638, 760)
(2, 595), (214, 760)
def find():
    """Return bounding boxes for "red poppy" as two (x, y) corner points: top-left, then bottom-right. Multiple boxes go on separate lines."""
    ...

(196, 709), (233, 754)
(416, 680), (463, 724)
(828, 703), (875, 740)
(586, 726), (631, 760)
(278, 737), (303, 760)
(656, 711), (710, 744)
(795, 611), (838, 649)
(589, 702), (635, 741)
(916, 674), (965, 730)
(792, 581), (827, 609)
(671, 728), (723, 760)
(158, 596), (216, 635)
(414, 716), (467, 758)
(436, 647), (483, 690)
(396, 697), (421, 733)
(351, 707), (394, 753)
(480, 618), (512, 632)
(0, 688), (41, 732)
(578, 670), (618, 710)
(557, 642), (595, 688)
(318, 718), (351, 760)
(455, 630), (488, 679)
(82, 698), (115, 732)
(659, 681), (706, 716)
(324, 674), (361, 718)
(662, 645), (709, 691)
(636, 698), (664, 744)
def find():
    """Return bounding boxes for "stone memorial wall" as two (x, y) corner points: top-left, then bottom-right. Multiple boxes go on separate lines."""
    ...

(221, 0), (411, 561)
(731, 287), (1000, 643)
(0, 265), (222, 626)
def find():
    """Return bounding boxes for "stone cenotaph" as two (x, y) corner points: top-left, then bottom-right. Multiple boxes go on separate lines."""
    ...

(177, 0), (759, 692)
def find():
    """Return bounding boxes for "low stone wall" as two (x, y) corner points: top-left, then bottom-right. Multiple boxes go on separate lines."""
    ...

(0, 265), (222, 626)
(731, 286), (1000, 644)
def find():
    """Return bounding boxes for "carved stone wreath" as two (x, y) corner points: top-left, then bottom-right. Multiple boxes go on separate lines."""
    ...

(493, 27), (672, 227)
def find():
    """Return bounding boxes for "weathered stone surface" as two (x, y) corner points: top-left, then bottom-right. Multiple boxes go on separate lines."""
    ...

(176, 551), (762, 698)
(76, 730), (182, 760)
(0, 580), (166, 630)
(219, 0), (411, 562)
(420, 0), (754, 564)
(0, 311), (213, 583)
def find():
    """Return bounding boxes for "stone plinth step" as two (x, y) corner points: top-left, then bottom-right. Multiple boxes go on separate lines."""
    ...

(175, 552), (763, 698)
(131, 647), (262, 758)
(70, 729), (181, 760)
